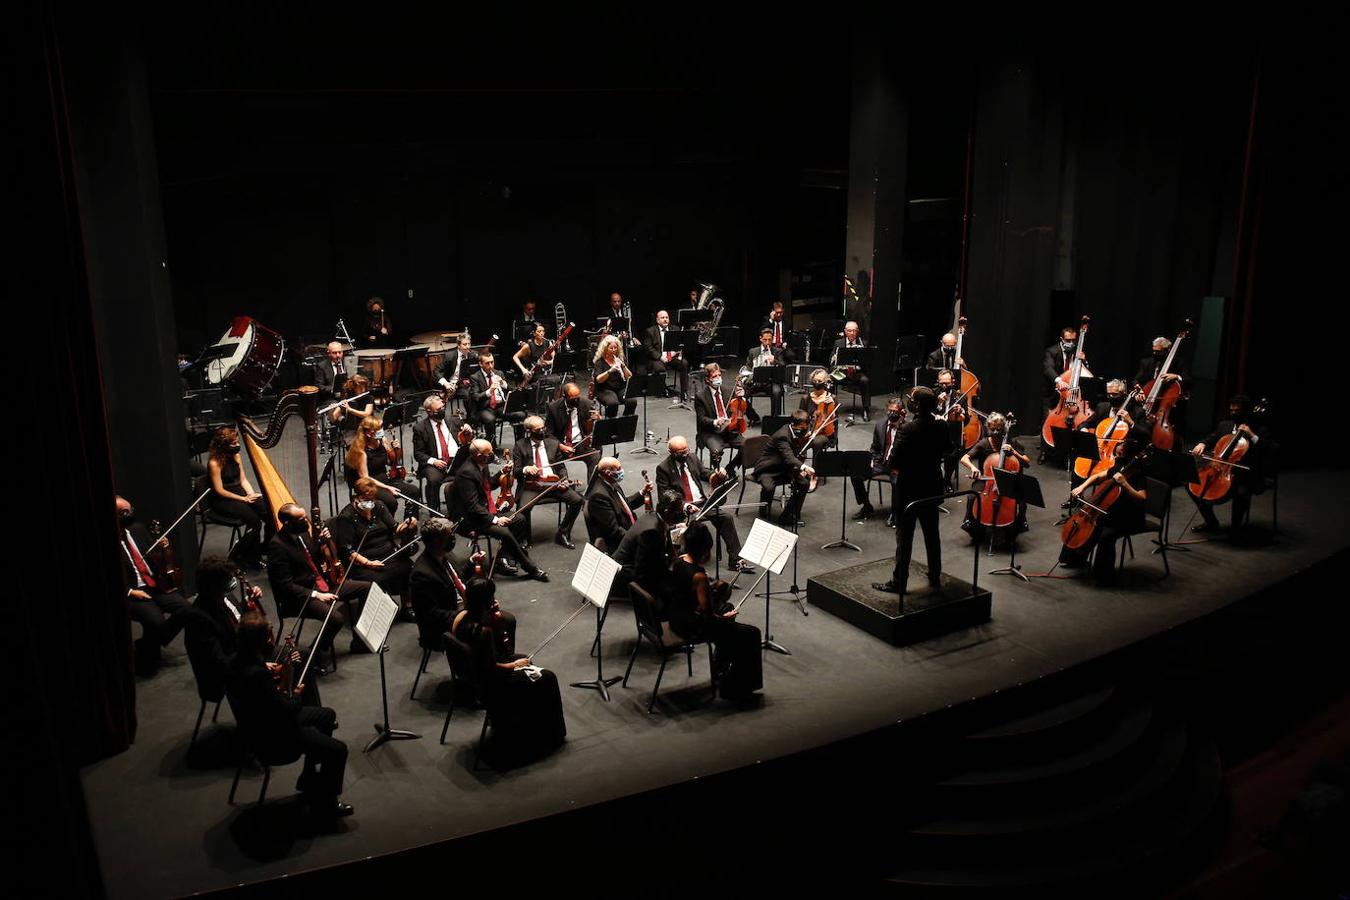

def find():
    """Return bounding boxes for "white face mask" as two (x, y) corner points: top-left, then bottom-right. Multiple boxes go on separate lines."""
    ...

(710, 377), (722, 387)
(356, 499), (377, 513)
(375, 430), (387, 441)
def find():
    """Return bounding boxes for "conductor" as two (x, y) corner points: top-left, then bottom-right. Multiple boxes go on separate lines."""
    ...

(873, 386), (951, 595)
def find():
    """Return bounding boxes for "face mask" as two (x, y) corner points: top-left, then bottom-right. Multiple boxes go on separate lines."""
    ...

(356, 499), (377, 513)
(1108, 394), (1125, 407)
(567, 398), (579, 408)
(119, 507), (135, 523)
(529, 430), (546, 441)
(812, 381), (827, 390)
(710, 377), (722, 387)
(887, 411), (901, 422)
(286, 519), (309, 534)
(430, 409), (444, 420)
(228, 444), (241, 453)
(613, 469), (626, 482)
(673, 452), (689, 464)
(1153, 350), (1167, 361)
(1062, 341), (1075, 352)
(375, 430), (387, 441)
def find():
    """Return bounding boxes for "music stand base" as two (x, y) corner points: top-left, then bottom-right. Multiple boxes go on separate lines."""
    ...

(822, 538), (862, 552)
(762, 638), (791, 656)
(629, 446), (658, 456)
(364, 723), (420, 753)
(570, 677), (622, 702)
(989, 564), (1030, 583)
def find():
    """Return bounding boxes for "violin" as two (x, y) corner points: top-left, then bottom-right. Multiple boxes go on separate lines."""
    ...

(809, 388), (838, 440)
(385, 434), (407, 481)
(1060, 450), (1150, 551)
(1041, 315), (1093, 449)
(237, 571), (265, 615)
(494, 448), (515, 513)
(975, 416), (1022, 530)
(1140, 320), (1193, 451)
(725, 375), (750, 434)
(310, 506), (347, 588)
(146, 518), (184, 593)
(641, 469), (654, 512)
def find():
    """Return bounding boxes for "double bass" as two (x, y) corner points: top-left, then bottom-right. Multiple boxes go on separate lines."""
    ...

(1139, 320), (1192, 451)
(952, 316), (983, 448)
(1041, 315), (1092, 449)
(975, 415), (1022, 530)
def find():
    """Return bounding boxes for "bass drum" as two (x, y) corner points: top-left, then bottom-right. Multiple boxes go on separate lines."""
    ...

(205, 316), (285, 397)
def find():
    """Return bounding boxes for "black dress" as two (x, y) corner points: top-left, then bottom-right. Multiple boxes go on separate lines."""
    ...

(345, 443), (419, 516)
(591, 360), (638, 418)
(669, 558), (762, 700)
(451, 612), (566, 764)
(207, 457), (271, 564)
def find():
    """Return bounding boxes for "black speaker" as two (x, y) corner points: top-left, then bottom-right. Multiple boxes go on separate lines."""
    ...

(1049, 290), (1076, 337)
(895, 334), (926, 370)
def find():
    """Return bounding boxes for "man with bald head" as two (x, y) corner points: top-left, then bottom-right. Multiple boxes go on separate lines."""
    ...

(656, 436), (752, 572)
(314, 340), (348, 395)
(643, 310), (689, 400)
(583, 456), (651, 552)
(452, 439), (548, 581)
(926, 332), (965, 378)
(266, 503), (373, 660)
(545, 382), (601, 482)
(512, 415), (584, 550)
(116, 495), (192, 674)
(831, 320), (872, 421)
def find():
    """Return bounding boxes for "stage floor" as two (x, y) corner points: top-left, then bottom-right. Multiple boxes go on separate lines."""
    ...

(83, 394), (1350, 899)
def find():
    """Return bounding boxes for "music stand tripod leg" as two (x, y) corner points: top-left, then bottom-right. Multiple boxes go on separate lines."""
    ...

(365, 643), (421, 752)
(571, 604), (622, 700)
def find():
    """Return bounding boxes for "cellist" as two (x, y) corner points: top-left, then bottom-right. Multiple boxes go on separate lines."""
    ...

(959, 413), (1033, 544)
(1058, 425), (1150, 587)
(1188, 395), (1266, 536)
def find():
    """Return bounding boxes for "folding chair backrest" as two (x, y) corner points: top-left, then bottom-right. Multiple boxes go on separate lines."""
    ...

(740, 435), (771, 472)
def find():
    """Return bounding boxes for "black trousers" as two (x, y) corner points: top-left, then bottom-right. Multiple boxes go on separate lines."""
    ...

(209, 494), (272, 564)
(594, 387), (637, 419)
(851, 466), (890, 505)
(420, 462), (452, 513)
(1193, 490), (1252, 530)
(517, 485), (583, 537)
(702, 430), (745, 473)
(756, 472), (806, 524)
(649, 356), (690, 396)
(348, 555), (413, 600)
(461, 520), (539, 574)
(838, 373), (871, 410)
(128, 590), (191, 664)
(289, 578), (371, 652)
(375, 476), (419, 518)
(294, 705), (347, 802)
(483, 663), (566, 765)
(893, 495), (941, 589)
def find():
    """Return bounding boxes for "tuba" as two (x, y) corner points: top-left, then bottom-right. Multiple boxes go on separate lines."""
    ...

(694, 282), (724, 345)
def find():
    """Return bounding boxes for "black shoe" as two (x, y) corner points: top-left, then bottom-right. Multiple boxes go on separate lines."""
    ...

(555, 532), (575, 550)
(853, 503), (874, 522)
(862, 409), (871, 422)
(872, 580), (901, 594)
(1060, 498), (1073, 509)
(730, 559), (755, 573)
(497, 559), (520, 576)
(349, 641), (371, 655)
(311, 799), (355, 821)
(526, 569), (550, 583)
(398, 606), (417, 624)
(885, 515), (897, 528)
(1191, 522), (1223, 534)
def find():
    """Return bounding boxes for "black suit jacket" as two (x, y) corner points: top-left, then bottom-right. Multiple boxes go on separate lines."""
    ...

(1042, 343), (1072, 385)
(643, 324), (679, 361)
(870, 417), (902, 472)
(612, 512), (673, 598)
(754, 425), (807, 477)
(118, 522), (164, 595)
(887, 417), (952, 497)
(313, 359), (346, 394)
(656, 453), (714, 501)
(412, 414), (468, 469)
(267, 532), (332, 616)
(436, 349), (472, 389)
(584, 478), (643, 552)
(512, 435), (571, 489)
(927, 346), (958, 373)
(467, 367), (505, 412)
(544, 396), (599, 448)
(693, 382), (759, 437)
(1134, 355), (1189, 391)
(452, 457), (500, 530)
(408, 550), (466, 644)
(181, 597), (240, 701)
(226, 653), (304, 759)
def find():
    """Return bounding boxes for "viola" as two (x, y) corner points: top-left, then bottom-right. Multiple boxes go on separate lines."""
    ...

(641, 469), (654, 512)
(809, 390), (838, 440)
(494, 448), (515, 513)
(386, 435), (407, 481)
(1140, 320), (1193, 451)
(1060, 451), (1150, 551)
(725, 376), (750, 434)
(976, 417), (1021, 530)
(1041, 315), (1093, 448)
(310, 506), (347, 588)
(146, 518), (184, 593)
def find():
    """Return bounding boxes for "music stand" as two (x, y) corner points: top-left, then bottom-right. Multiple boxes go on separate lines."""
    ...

(895, 335), (926, 391)
(626, 373), (662, 457)
(593, 413), (637, 457)
(706, 326), (741, 359)
(760, 415), (790, 436)
(391, 346), (425, 393)
(752, 364), (786, 416)
(676, 308), (713, 331)
(816, 450), (869, 552)
(597, 315), (630, 336)
(1151, 449), (1201, 551)
(987, 468), (1044, 582)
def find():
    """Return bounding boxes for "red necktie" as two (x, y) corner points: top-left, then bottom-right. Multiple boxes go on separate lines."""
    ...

(534, 442), (543, 472)
(679, 464), (694, 502)
(774, 321), (782, 348)
(299, 539), (331, 593)
(488, 379), (498, 409)
(436, 423), (449, 461)
(713, 390), (726, 419)
(883, 425), (896, 463)
(123, 534), (158, 590)
(618, 485), (636, 525)
(443, 558), (467, 596)
(483, 473), (497, 515)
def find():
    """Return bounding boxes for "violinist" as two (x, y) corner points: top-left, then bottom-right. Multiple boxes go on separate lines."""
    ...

(927, 332), (964, 377)
(182, 556), (261, 697)
(747, 328), (785, 416)
(345, 415), (419, 518)
(1188, 394), (1266, 535)
(829, 321), (872, 420)
(413, 394), (472, 515)
(872, 387), (951, 596)
(452, 439), (549, 582)
(933, 368), (967, 488)
(959, 412), (1033, 543)
(468, 351), (512, 432)
(512, 415), (584, 550)
(751, 411), (813, 527)
(451, 577), (566, 764)
(797, 368), (838, 457)
(512, 322), (558, 387)
(1058, 426), (1150, 586)
(116, 495), (191, 675)
(643, 310), (690, 400)
(314, 341), (349, 396)
(583, 456), (650, 553)
(670, 523), (763, 701)
(545, 382), (601, 484)
(267, 504), (372, 663)
(436, 334), (475, 406)
(762, 300), (797, 365)
(851, 397), (905, 522)
(334, 477), (418, 620)
(226, 611), (352, 824)
(658, 435), (753, 573)
(591, 334), (637, 418)
(694, 362), (758, 474)
(205, 426), (271, 570)
(613, 488), (683, 608)
(408, 517), (492, 648)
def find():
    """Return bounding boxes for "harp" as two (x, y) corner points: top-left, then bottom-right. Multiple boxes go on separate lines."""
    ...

(236, 385), (321, 530)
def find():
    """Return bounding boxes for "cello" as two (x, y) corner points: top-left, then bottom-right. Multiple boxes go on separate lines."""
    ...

(1187, 400), (1264, 504)
(1041, 315), (1093, 448)
(1073, 388), (1139, 481)
(1059, 449), (1151, 552)
(975, 415), (1023, 530)
(1139, 320), (1192, 451)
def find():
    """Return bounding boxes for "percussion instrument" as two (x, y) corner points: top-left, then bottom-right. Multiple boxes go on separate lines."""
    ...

(204, 316), (286, 397)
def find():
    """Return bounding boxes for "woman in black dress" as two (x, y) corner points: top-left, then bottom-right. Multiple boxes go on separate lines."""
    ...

(451, 578), (566, 765)
(344, 415), (419, 517)
(670, 523), (763, 701)
(591, 334), (637, 418)
(329, 373), (373, 449)
(205, 426), (272, 569)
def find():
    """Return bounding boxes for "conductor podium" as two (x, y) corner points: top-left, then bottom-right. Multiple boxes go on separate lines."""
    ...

(807, 559), (992, 646)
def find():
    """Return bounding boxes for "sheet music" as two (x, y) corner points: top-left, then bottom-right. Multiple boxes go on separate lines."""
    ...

(739, 519), (797, 575)
(570, 542), (618, 609)
(355, 582), (399, 652)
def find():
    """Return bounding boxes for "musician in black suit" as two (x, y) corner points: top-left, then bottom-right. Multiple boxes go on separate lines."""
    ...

(227, 611), (352, 823)
(332, 477), (418, 617)
(1042, 326), (1083, 400)
(436, 334), (476, 404)
(1133, 336), (1189, 394)
(313, 341), (349, 396)
(451, 439), (548, 581)
(412, 394), (473, 514)
(116, 496), (191, 674)
(694, 362), (759, 474)
(762, 300), (797, 365)
(181, 556), (259, 701)
(466, 352), (513, 433)
(851, 397), (905, 521)
(751, 412), (814, 527)
(583, 456), (650, 553)
(613, 489), (683, 609)
(747, 328), (785, 417)
(545, 383), (601, 484)
(926, 332), (962, 378)
(1188, 395), (1268, 535)
(643, 310), (690, 399)
(407, 516), (513, 649)
(267, 504), (373, 660)
(512, 416), (583, 550)
(832, 320), (871, 420)
(658, 436), (752, 572)
(872, 387), (952, 595)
